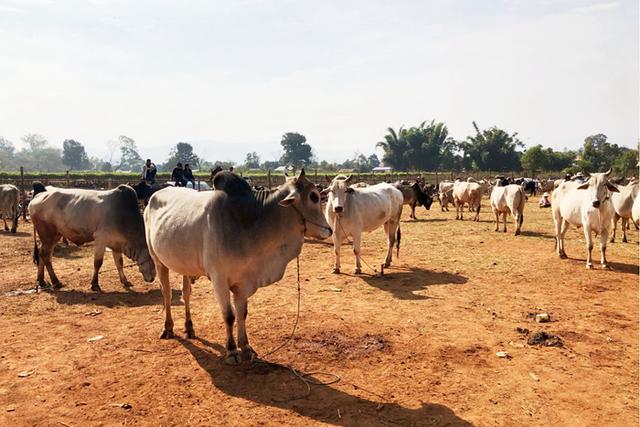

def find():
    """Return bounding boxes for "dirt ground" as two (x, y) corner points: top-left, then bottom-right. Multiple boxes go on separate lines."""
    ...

(0, 198), (637, 426)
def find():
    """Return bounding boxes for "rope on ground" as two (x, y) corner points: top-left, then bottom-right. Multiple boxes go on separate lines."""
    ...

(247, 255), (341, 402)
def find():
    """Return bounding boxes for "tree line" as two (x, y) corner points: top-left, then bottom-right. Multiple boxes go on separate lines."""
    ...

(0, 123), (637, 176)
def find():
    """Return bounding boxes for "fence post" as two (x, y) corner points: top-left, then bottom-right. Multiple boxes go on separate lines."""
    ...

(267, 169), (272, 189)
(314, 169), (318, 184)
(66, 170), (70, 187)
(107, 177), (112, 189)
(20, 166), (24, 190)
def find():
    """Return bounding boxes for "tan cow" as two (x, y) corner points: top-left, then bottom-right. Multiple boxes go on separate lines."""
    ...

(29, 185), (156, 291)
(0, 184), (19, 233)
(145, 170), (331, 365)
(453, 181), (482, 221)
(610, 182), (639, 243)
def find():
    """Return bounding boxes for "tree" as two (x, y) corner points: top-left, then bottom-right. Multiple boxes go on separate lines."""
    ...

(368, 153), (380, 169)
(280, 132), (313, 166)
(521, 145), (548, 174)
(16, 134), (64, 172)
(613, 149), (638, 176)
(463, 122), (523, 171)
(117, 135), (143, 171)
(0, 137), (16, 170)
(376, 127), (408, 170)
(580, 134), (632, 173)
(62, 139), (90, 170)
(165, 142), (200, 170)
(244, 152), (261, 169)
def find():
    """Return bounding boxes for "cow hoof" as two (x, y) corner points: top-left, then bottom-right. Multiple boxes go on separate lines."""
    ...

(122, 281), (133, 288)
(383, 262), (391, 268)
(610, 238), (615, 243)
(159, 329), (174, 339)
(224, 350), (241, 366)
(622, 238), (628, 243)
(586, 263), (594, 270)
(354, 268), (362, 274)
(37, 281), (50, 290)
(602, 264), (612, 271)
(91, 283), (102, 292)
(503, 229), (507, 233)
(559, 253), (568, 259)
(10, 229), (16, 234)
(52, 282), (63, 289)
(332, 268), (340, 274)
(240, 347), (257, 363)
(185, 321), (196, 339)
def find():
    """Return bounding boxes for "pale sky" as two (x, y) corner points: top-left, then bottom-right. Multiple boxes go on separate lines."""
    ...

(0, 0), (637, 163)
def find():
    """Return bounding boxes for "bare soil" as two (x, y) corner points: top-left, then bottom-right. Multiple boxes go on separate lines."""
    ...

(0, 199), (637, 426)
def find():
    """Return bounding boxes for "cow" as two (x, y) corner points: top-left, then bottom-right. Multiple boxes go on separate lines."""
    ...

(0, 184), (20, 233)
(393, 181), (433, 220)
(29, 185), (156, 291)
(131, 180), (172, 206)
(438, 181), (455, 212)
(521, 179), (537, 197)
(552, 169), (619, 269)
(490, 182), (526, 235)
(539, 179), (555, 193)
(324, 175), (403, 274)
(144, 169), (332, 365)
(453, 180), (482, 221)
(632, 195), (640, 226)
(610, 182), (639, 243)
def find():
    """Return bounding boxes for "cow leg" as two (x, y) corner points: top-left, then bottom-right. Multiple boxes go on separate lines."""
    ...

(557, 219), (570, 259)
(158, 264), (174, 339)
(583, 227), (594, 269)
(10, 211), (17, 233)
(621, 217), (628, 243)
(352, 232), (362, 274)
(502, 212), (508, 233)
(383, 222), (396, 268)
(112, 250), (132, 287)
(410, 202), (416, 220)
(494, 210), (500, 231)
(3, 217), (7, 231)
(233, 292), (255, 362)
(515, 210), (523, 236)
(43, 245), (62, 289)
(182, 275), (195, 339)
(599, 230), (611, 269)
(332, 224), (342, 274)
(90, 244), (106, 292)
(610, 213), (619, 242)
(213, 281), (239, 364)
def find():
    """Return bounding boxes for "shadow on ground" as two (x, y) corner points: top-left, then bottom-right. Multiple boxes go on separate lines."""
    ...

(178, 337), (474, 427)
(50, 287), (183, 307)
(359, 267), (468, 300)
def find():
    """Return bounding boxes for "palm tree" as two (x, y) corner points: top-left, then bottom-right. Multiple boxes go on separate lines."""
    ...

(376, 127), (407, 169)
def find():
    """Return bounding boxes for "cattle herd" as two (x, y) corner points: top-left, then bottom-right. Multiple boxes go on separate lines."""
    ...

(0, 168), (638, 365)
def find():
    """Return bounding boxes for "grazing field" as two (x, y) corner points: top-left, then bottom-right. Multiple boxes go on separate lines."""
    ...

(0, 199), (637, 426)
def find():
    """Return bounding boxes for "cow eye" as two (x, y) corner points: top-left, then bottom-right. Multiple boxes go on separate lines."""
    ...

(310, 192), (319, 203)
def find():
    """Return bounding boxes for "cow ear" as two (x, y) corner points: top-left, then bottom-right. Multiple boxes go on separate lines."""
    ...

(606, 182), (619, 193)
(298, 168), (306, 179)
(320, 188), (330, 195)
(345, 187), (355, 194)
(345, 175), (353, 184)
(284, 172), (289, 177)
(278, 192), (296, 207)
(577, 183), (589, 190)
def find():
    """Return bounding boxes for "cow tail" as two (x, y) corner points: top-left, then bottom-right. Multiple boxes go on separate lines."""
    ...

(32, 226), (39, 265)
(396, 224), (401, 258)
(518, 188), (526, 226)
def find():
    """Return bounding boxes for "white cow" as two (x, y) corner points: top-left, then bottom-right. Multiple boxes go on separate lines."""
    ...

(552, 169), (619, 269)
(632, 195), (640, 226)
(0, 184), (19, 233)
(610, 182), (639, 243)
(490, 184), (526, 235)
(453, 180), (482, 221)
(324, 175), (403, 274)
(145, 170), (332, 365)
(438, 181), (454, 212)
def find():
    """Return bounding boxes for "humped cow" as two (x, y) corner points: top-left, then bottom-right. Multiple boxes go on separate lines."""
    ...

(324, 175), (403, 274)
(393, 181), (433, 220)
(144, 169), (332, 365)
(29, 185), (156, 290)
(610, 181), (639, 243)
(0, 184), (20, 233)
(490, 182), (526, 235)
(453, 180), (483, 221)
(438, 181), (455, 211)
(552, 169), (619, 269)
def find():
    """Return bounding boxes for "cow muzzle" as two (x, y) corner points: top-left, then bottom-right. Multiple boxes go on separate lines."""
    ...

(333, 206), (343, 214)
(592, 200), (600, 208)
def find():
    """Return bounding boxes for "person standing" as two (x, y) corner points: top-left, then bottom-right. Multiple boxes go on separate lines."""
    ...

(171, 162), (186, 187)
(141, 159), (157, 184)
(184, 163), (195, 188)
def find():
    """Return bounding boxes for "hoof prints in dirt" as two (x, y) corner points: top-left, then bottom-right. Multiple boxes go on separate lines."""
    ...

(526, 331), (564, 347)
(294, 331), (390, 360)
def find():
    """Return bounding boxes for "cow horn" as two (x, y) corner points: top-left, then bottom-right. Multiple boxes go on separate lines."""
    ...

(298, 168), (306, 179)
(582, 170), (591, 178)
(325, 175), (332, 183)
(604, 168), (612, 176)
(345, 175), (352, 183)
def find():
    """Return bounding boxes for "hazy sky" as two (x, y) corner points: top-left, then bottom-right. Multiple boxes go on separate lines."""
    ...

(0, 0), (637, 163)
